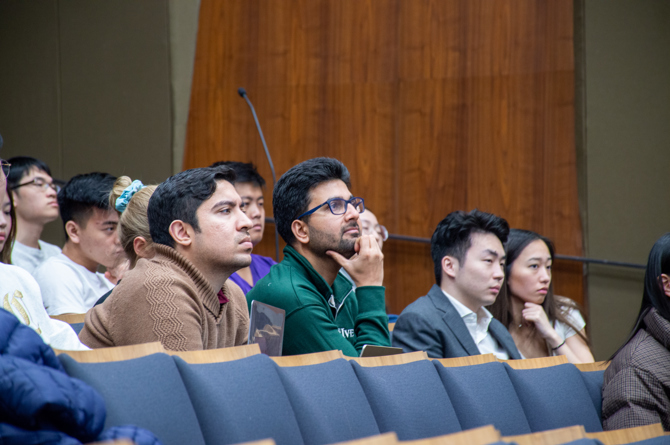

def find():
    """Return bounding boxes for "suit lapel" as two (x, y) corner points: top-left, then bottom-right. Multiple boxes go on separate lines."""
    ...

(489, 319), (522, 359)
(427, 285), (481, 356)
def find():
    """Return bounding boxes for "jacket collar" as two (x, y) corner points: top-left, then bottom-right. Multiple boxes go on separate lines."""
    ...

(282, 245), (352, 304)
(426, 284), (481, 356)
(645, 308), (670, 350)
(426, 284), (521, 359)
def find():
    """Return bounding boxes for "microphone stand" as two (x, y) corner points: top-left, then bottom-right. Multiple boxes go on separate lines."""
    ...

(238, 88), (280, 261)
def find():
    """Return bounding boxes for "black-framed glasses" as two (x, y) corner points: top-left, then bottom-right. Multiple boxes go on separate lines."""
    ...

(297, 197), (365, 220)
(0, 160), (9, 177)
(362, 223), (389, 242)
(11, 178), (61, 193)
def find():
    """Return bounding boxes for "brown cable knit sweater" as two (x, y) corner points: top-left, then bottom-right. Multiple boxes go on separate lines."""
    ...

(79, 244), (249, 351)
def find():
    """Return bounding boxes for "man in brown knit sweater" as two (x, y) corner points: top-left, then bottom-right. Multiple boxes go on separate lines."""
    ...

(79, 166), (253, 351)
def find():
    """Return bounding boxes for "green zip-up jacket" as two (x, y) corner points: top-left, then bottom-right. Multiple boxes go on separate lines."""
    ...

(246, 245), (390, 356)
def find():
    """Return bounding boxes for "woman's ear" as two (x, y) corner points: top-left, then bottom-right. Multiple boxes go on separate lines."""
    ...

(661, 274), (670, 298)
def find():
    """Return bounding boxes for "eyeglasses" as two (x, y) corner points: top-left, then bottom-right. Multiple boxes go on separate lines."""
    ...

(297, 197), (365, 220)
(11, 178), (61, 193)
(362, 223), (389, 242)
(0, 160), (9, 177)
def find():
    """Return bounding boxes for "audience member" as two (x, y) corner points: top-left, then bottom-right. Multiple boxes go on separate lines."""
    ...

(79, 167), (252, 351)
(210, 161), (276, 294)
(33, 172), (122, 315)
(0, 159), (87, 350)
(392, 209), (521, 359)
(246, 157), (390, 356)
(94, 176), (158, 306)
(6, 156), (61, 273)
(1, 177), (15, 264)
(360, 208), (388, 250)
(488, 229), (594, 363)
(603, 233), (670, 431)
(340, 207), (388, 287)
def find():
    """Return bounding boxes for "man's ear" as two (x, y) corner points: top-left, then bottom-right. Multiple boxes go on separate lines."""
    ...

(169, 220), (193, 248)
(65, 220), (81, 244)
(291, 220), (310, 246)
(442, 256), (459, 280)
(661, 274), (670, 298)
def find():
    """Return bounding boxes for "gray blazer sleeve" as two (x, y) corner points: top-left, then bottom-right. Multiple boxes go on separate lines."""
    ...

(392, 310), (444, 358)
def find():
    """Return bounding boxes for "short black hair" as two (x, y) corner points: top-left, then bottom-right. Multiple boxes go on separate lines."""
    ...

(431, 209), (510, 285)
(273, 157), (351, 246)
(210, 161), (266, 188)
(148, 166), (236, 248)
(7, 156), (53, 189)
(58, 172), (117, 240)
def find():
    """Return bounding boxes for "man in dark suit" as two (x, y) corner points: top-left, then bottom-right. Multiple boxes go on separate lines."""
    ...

(392, 210), (521, 359)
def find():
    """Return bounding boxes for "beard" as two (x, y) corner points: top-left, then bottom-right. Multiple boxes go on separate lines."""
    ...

(308, 222), (359, 259)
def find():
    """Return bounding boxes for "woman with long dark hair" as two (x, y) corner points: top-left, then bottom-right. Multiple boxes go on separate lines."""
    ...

(602, 233), (670, 431)
(1, 179), (17, 264)
(489, 229), (594, 363)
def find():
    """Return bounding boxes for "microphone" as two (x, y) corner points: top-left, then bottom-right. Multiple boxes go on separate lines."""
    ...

(238, 87), (280, 261)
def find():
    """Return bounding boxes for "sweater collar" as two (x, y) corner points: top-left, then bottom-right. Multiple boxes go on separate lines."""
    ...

(152, 244), (221, 315)
(644, 308), (670, 350)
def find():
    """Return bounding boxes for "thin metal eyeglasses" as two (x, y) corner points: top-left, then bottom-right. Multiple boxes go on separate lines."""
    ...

(0, 160), (10, 177)
(296, 197), (365, 220)
(11, 178), (61, 193)
(362, 223), (389, 242)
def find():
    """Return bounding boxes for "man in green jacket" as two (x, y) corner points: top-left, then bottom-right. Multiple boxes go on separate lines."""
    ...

(247, 157), (390, 356)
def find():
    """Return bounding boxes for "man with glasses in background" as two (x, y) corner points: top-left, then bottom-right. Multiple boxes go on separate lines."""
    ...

(6, 157), (62, 274)
(247, 157), (390, 356)
(341, 208), (388, 288)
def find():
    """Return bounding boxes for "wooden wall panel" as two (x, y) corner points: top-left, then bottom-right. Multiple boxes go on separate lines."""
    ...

(185, 0), (583, 315)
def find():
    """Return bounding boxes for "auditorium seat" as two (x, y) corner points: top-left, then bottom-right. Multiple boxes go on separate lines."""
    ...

(328, 432), (398, 445)
(59, 352), (205, 445)
(503, 425), (586, 445)
(173, 353), (304, 445)
(434, 361), (531, 436)
(276, 358), (381, 445)
(400, 425), (501, 445)
(351, 359), (461, 440)
(271, 349), (344, 366)
(502, 355), (568, 369)
(503, 363), (603, 433)
(168, 343), (261, 363)
(51, 313), (86, 324)
(586, 424), (665, 445)
(54, 341), (166, 362)
(347, 350), (428, 366)
(54, 348), (658, 445)
(433, 353), (496, 367)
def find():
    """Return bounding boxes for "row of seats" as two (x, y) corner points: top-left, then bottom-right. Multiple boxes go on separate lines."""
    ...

(54, 344), (666, 445)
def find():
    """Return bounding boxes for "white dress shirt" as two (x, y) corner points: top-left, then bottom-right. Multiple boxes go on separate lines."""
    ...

(441, 289), (509, 360)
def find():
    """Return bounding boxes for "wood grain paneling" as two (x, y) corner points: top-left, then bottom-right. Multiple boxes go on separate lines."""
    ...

(185, 0), (583, 315)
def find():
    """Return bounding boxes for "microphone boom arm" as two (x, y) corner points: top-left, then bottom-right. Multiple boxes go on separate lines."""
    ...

(238, 88), (280, 261)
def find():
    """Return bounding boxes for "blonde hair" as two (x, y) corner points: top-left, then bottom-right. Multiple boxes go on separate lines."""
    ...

(109, 176), (157, 267)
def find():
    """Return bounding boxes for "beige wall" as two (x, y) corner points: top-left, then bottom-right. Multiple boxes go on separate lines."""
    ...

(579, 0), (670, 359)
